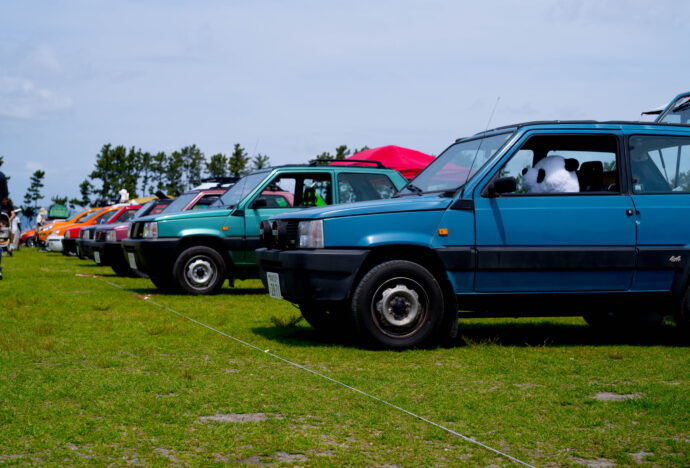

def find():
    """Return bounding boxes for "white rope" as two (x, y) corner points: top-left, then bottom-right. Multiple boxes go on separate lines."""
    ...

(96, 277), (536, 467)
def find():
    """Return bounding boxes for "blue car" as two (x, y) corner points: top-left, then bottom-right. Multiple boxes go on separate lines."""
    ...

(257, 121), (690, 349)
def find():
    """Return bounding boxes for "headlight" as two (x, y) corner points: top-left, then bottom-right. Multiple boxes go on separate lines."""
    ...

(142, 222), (158, 238)
(64, 230), (70, 239)
(82, 230), (90, 240)
(106, 231), (117, 242)
(298, 220), (324, 248)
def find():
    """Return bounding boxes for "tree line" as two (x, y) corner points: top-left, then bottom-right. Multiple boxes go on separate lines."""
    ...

(14, 142), (368, 219)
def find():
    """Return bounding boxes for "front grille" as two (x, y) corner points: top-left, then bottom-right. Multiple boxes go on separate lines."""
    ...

(95, 231), (106, 242)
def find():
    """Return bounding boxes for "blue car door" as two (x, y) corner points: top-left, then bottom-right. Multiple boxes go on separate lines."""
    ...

(472, 131), (637, 292)
(628, 132), (690, 292)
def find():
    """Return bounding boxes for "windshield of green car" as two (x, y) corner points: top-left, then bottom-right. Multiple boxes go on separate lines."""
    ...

(210, 172), (268, 208)
(659, 95), (690, 125)
(164, 193), (197, 213)
(396, 132), (513, 196)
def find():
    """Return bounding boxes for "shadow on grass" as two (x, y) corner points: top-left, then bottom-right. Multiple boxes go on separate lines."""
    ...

(253, 320), (689, 349)
(126, 286), (269, 296)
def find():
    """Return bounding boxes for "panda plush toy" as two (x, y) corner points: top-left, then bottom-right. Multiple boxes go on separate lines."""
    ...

(522, 155), (580, 194)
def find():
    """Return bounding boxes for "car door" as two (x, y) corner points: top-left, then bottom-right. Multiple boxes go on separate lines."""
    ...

(472, 131), (637, 292)
(628, 132), (690, 292)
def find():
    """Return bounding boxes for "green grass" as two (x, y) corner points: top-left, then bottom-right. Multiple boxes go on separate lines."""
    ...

(0, 248), (688, 466)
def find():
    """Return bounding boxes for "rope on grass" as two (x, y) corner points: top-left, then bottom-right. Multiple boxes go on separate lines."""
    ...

(94, 276), (536, 468)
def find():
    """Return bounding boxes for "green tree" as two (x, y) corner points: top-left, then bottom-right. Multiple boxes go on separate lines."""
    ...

(89, 144), (141, 200)
(75, 179), (93, 207)
(352, 145), (370, 155)
(251, 153), (270, 171)
(206, 153), (228, 177)
(51, 195), (68, 205)
(162, 151), (186, 196)
(137, 151), (153, 197)
(21, 169), (45, 218)
(228, 144), (249, 177)
(180, 144), (205, 190)
(334, 145), (350, 160)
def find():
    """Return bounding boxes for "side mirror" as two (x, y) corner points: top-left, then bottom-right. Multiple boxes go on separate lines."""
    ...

(487, 176), (517, 197)
(250, 197), (268, 209)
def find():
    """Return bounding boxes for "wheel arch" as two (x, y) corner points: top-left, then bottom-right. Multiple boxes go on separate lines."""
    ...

(176, 236), (234, 278)
(352, 245), (457, 312)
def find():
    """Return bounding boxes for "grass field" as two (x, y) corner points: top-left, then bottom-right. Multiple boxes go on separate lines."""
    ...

(0, 248), (688, 466)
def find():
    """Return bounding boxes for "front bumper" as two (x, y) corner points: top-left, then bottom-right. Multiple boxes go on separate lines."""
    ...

(62, 238), (77, 256)
(255, 248), (369, 304)
(91, 241), (125, 267)
(121, 238), (181, 277)
(46, 234), (64, 252)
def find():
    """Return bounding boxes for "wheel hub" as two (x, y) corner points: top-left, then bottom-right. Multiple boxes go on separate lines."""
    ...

(186, 257), (214, 286)
(376, 283), (421, 328)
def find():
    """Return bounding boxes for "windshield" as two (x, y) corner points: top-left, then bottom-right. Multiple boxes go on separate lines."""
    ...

(210, 172), (268, 208)
(659, 95), (690, 125)
(81, 208), (107, 223)
(164, 193), (197, 213)
(397, 132), (512, 195)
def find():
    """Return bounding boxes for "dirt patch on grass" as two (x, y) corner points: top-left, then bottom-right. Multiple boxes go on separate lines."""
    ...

(196, 412), (283, 424)
(591, 392), (643, 401)
(570, 456), (616, 467)
(629, 450), (653, 463)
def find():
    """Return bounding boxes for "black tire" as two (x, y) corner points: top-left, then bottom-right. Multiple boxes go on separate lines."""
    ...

(25, 238), (35, 248)
(351, 260), (448, 349)
(173, 246), (226, 295)
(300, 303), (352, 335)
(111, 261), (133, 277)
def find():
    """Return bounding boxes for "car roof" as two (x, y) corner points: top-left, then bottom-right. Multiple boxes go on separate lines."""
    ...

(463, 120), (690, 141)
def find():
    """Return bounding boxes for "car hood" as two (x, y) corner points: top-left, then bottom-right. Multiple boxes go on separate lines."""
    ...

(138, 207), (231, 223)
(273, 195), (454, 220)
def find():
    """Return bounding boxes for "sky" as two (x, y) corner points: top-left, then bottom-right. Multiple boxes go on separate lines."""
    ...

(1, 0), (689, 206)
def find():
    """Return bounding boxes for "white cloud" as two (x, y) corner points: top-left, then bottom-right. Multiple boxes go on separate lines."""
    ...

(25, 161), (44, 172)
(0, 76), (72, 119)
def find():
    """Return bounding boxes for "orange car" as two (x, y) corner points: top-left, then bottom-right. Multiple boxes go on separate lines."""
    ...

(44, 205), (123, 252)
(38, 207), (103, 246)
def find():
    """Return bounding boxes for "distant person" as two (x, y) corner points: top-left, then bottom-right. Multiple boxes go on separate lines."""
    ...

(0, 180), (13, 278)
(11, 205), (21, 251)
(36, 207), (47, 251)
(118, 189), (130, 204)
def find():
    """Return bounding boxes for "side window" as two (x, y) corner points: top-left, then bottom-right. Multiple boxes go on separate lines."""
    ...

(98, 211), (117, 224)
(629, 135), (690, 193)
(257, 174), (333, 208)
(492, 134), (620, 195)
(191, 194), (220, 209)
(338, 173), (397, 203)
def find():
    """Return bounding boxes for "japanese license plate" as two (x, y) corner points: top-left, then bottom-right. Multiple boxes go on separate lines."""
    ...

(266, 272), (282, 299)
(94, 251), (101, 264)
(127, 252), (137, 270)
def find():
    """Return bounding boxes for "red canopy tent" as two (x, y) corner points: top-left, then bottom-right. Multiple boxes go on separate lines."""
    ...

(331, 145), (434, 180)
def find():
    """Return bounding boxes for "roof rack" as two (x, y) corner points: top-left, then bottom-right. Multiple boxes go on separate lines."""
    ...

(309, 159), (386, 168)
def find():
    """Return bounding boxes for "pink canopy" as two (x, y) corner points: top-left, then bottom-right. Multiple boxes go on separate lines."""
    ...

(331, 145), (434, 180)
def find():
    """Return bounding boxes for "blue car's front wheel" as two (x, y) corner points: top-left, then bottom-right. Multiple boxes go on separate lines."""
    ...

(352, 260), (448, 349)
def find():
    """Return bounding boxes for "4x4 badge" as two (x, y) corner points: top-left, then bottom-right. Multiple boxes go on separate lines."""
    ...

(669, 255), (682, 263)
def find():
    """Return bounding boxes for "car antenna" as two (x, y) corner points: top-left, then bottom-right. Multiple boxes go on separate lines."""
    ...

(460, 96), (500, 197)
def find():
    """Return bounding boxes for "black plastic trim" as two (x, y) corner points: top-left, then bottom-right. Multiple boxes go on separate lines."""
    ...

(450, 199), (474, 211)
(476, 247), (635, 270)
(436, 248), (476, 270)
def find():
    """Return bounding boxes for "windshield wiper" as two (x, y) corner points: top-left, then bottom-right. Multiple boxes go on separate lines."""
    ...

(440, 185), (463, 198)
(405, 184), (424, 196)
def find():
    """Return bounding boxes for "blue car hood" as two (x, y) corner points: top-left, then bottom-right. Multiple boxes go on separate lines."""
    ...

(274, 195), (453, 220)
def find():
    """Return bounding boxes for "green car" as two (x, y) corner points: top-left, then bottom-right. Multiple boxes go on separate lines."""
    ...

(122, 162), (408, 294)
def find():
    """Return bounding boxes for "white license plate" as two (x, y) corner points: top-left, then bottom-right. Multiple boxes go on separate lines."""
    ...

(94, 251), (101, 264)
(127, 252), (137, 270)
(266, 272), (282, 299)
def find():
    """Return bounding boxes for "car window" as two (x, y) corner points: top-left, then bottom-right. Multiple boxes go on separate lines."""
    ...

(116, 209), (136, 223)
(255, 174), (332, 208)
(98, 210), (117, 224)
(190, 194), (221, 209)
(629, 135), (690, 193)
(338, 173), (397, 203)
(492, 134), (620, 195)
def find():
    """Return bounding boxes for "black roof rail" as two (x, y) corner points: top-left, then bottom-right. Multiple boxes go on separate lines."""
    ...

(309, 159), (386, 168)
